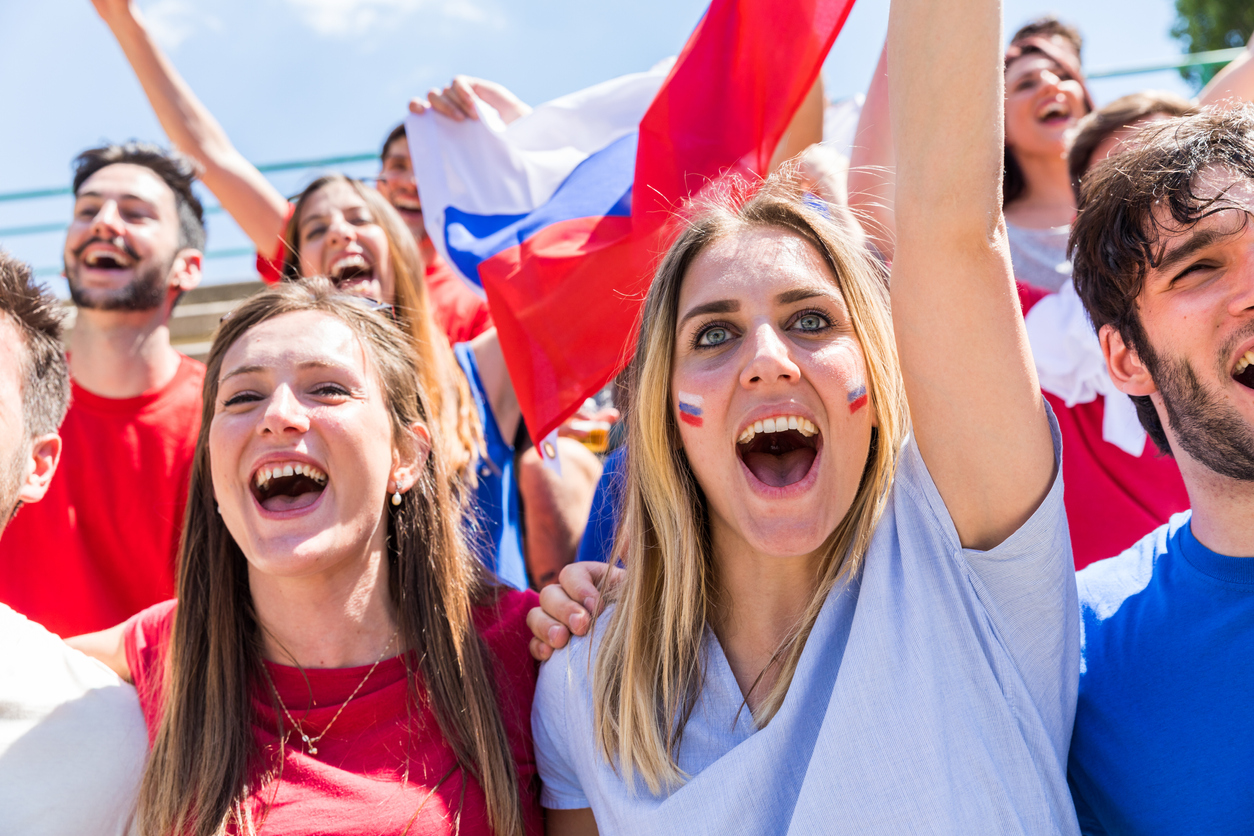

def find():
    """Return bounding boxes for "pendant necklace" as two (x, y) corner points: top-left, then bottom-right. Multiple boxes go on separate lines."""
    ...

(263, 629), (399, 756)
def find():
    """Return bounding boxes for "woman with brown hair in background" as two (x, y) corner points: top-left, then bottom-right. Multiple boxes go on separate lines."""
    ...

(92, 0), (606, 589)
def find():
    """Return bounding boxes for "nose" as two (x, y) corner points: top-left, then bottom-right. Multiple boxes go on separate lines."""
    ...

(88, 200), (124, 240)
(1039, 70), (1063, 95)
(258, 385), (310, 436)
(326, 215), (357, 248)
(739, 323), (802, 388)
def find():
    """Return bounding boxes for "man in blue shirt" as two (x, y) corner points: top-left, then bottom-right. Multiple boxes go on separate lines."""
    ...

(1066, 106), (1254, 833)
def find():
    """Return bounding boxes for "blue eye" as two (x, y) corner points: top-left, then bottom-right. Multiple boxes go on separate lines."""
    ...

(697, 325), (731, 347)
(793, 310), (831, 332)
(797, 314), (824, 331)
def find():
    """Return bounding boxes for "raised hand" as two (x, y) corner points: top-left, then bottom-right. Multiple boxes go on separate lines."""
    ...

(408, 75), (532, 124)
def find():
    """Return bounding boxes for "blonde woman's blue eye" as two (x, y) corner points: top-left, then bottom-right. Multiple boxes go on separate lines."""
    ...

(796, 314), (827, 331)
(697, 326), (730, 346)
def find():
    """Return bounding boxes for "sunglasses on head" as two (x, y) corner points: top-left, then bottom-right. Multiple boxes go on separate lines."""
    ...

(220, 293), (396, 324)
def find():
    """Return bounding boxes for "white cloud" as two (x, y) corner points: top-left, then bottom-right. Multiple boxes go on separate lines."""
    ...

(139, 0), (220, 50)
(282, 0), (503, 38)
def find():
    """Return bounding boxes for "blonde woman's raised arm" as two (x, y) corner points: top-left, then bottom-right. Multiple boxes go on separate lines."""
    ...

(93, 0), (290, 257)
(888, 0), (1054, 551)
(847, 40), (896, 260)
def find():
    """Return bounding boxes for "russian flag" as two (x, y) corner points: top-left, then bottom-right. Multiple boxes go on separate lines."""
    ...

(407, 0), (856, 442)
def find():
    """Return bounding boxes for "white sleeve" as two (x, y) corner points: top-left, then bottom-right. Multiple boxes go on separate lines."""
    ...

(531, 651), (591, 809)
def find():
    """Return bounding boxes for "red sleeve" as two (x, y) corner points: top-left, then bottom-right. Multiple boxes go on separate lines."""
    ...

(475, 587), (543, 833)
(123, 598), (178, 744)
(1016, 280), (1051, 316)
(255, 202), (297, 285)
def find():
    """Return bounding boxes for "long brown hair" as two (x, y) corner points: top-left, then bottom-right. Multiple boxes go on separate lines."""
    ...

(280, 174), (482, 485)
(592, 175), (908, 792)
(136, 278), (524, 836)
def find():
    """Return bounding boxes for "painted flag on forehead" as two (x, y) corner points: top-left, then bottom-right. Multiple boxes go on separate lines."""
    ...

(406, 0), (856, 441)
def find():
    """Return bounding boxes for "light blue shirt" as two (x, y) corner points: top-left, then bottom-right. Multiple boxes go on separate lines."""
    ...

(533, 412), (1079, 835)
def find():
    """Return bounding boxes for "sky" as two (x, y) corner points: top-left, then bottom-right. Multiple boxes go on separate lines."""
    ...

(0, 0), (1202, 294)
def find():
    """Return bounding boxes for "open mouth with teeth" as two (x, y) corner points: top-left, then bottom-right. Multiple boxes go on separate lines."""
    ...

(735, 416), (821, 489)
(329, 253), (376, 288)
(82, 248), (135, 271)
(1036, 101), (1072, 125)
(1233, 351), (1254, 390)
(251, 462), (329, 512)
(391, 196), (422, 213)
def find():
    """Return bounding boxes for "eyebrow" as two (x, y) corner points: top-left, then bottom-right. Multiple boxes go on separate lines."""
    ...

(1154, 225), (1237, 274)
(75, 191), (151, 204)
(678, 299), (739, 327)
(776, 287), (838, 305)
(219, 359), (353, 383)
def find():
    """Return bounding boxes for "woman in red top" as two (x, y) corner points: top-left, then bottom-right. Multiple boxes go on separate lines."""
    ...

(72, 278), (541, 836)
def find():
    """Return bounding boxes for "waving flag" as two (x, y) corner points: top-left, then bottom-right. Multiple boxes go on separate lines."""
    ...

(407, 0), (856, 442)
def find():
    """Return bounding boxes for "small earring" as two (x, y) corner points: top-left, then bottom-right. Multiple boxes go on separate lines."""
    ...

(391, 491), (402, 506)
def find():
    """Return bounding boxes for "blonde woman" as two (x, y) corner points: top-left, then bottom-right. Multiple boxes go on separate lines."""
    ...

(529, 0), (1078, 833)
(72, 279), (541, 835)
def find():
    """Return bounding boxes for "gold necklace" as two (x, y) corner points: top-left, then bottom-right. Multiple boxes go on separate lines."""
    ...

(263, 630), (399, 756)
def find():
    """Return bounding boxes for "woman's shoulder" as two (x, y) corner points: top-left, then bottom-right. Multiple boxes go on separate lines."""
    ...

(474, 586), (538, 637)
(122, 598), (178, 741)
(124, 599), (178, 663)
(474, 586), (540, 678)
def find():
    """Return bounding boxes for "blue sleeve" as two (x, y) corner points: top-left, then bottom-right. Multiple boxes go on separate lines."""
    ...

(576, 446), (627, 564)
(532, 652), (591, 809)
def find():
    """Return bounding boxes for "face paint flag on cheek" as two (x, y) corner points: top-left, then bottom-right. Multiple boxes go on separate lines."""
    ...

(848, 383), (868, 414)
(678, 392), (704, 427)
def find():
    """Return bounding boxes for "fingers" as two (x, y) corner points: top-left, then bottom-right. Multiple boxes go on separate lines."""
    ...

(408, 97), (431, 115)
(447, 76), (480, 120)
(527, 603), (568, 660)
(529, 636), (554, 662)
(526, 562), (626, 661)
(558, 560), (625, 621)
(539, 579), (591, 637)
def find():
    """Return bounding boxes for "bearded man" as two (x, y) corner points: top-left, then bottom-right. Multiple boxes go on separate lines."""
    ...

(0, 143), (206, 637)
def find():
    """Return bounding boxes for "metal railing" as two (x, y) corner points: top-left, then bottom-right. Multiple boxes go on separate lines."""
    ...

(1, 48), (1246, 278)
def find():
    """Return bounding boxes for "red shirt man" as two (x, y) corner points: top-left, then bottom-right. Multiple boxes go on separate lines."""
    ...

(0, 357), (202, 636)
(0, 143), (207, 636)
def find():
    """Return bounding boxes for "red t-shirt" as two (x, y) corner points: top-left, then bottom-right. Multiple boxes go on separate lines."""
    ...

(124, 590), (543, 836)
(1016, 283), (1190, 569)
(255, 209), (493, 344)
(0, 355), (203, 636)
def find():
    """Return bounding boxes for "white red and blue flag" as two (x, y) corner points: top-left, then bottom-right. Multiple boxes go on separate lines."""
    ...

(406, 0), (856, 442)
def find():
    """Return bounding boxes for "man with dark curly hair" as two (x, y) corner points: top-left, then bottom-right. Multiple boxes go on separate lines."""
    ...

(1067, 105), (1254, 834)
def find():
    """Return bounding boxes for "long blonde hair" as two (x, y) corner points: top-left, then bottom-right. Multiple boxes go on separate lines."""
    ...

(136, 278), (525, 836)
(592, 176), (909, 793)
(282, 174), (483, 485)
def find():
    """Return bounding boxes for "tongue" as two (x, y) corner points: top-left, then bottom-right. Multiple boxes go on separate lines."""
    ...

(261, 489), (322, 512)
(744, 448), (816, 488)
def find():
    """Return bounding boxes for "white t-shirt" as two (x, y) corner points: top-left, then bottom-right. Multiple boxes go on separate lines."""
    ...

(0, 604), (146, 835)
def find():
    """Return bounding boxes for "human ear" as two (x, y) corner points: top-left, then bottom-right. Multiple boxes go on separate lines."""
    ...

(170, 249), (204, 294)
(390, 421), (432, 494)
(17, 433), (62, 505)
(1100, 325), (1157, 397)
